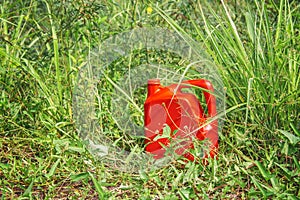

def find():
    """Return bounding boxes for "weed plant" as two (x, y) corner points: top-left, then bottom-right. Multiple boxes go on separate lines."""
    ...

(0, 0), (299, 199)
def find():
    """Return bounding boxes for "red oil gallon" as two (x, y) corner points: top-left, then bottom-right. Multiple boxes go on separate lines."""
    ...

(144, 79), (218, 161)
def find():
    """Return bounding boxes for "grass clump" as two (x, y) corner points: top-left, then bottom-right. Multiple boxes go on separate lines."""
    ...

(0, 0), (299, 199)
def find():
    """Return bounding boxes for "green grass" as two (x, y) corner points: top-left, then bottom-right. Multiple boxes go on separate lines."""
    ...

(0, 0), (299, 199)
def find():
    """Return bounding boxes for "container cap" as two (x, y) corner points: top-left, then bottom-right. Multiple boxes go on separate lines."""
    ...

(148, 79), (160, 84)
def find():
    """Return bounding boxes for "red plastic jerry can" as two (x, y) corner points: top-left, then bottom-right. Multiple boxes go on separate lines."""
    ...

(144, 79), (218, 161)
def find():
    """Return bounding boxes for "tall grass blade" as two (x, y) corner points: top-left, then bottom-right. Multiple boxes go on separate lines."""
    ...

(89, 172), (105, 199)
(44, 0), (62, 104)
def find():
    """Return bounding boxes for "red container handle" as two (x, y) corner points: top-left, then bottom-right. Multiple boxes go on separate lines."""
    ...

(182, 79), (217, 118)
(183, 79), (218, 159)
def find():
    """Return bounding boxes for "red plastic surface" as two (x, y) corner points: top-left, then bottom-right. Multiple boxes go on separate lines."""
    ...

(144, 79), (218, 161)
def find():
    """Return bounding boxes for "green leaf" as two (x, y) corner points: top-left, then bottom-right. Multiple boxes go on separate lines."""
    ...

(255, 161), (272, 181)
(293, 156), (300, 171)
(275, 163), (296, 179)
(22, 179), (34, 197)
(178, 189), (190, 200)
(245, 12), (255, 42)
(251, 176), (270, 197)
(70, 172), (89, 182)
(68, 146), (85, 153)
(162, 124), (172, 138)
(0, 163), (10, 170)
(139, 170), (149, 181)
(290, 123), (300, 137)
(270, 176), (280, 192)
(173, 172), (183, 188)
(153, 124), (172, 141)
(278, 129), (300, 145)
(45, 158), (61, 178)
(89, 172), (105, 198)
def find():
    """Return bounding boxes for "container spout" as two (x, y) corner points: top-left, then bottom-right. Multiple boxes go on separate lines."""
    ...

(147, 79), (161, 97)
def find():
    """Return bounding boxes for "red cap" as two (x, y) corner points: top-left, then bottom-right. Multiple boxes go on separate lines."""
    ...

(148, 79), (160, 85)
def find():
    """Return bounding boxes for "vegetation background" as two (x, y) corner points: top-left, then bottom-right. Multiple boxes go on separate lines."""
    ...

(0, 0), (299, 199)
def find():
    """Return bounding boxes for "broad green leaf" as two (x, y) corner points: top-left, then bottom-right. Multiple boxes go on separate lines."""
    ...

(278, 129), (300, 145)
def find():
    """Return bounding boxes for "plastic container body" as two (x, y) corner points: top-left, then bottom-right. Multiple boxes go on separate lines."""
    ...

(144, 79), (218, 161)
